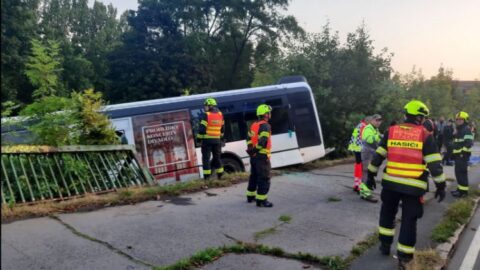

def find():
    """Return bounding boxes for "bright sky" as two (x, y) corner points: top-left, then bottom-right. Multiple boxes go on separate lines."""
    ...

(98, 0), (480, 80)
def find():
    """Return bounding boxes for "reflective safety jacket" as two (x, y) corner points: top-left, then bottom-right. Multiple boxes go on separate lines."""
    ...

(368, 121), (445, 197)
(361, 123), (381, 150)
(197, 109), (224, 142)
(348, 120), (367, 152)
(247, 120), (271, 159)
(453, 123), (473, 158)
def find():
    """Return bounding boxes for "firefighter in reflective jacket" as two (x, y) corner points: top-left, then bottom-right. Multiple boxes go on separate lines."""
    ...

(246, 104), (273, 207)
(197, 98), (225, 180)
(367, 100), (446, 269)
(451, 111), (473, 197)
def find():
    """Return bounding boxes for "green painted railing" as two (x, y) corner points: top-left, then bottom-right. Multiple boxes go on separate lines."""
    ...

(1, 145), (153, 204)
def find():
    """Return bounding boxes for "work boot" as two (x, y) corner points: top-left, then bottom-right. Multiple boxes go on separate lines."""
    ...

(247, 196), (256, 203)
(451, 190), (468, 198)
(256, 200), (273, 208)
(361, 195), (378, 203)
(397, 254), (412, 270)
(379, 243), (391, 256)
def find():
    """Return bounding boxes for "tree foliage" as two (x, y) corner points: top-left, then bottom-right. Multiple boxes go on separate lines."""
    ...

(24, 39), (63, 99)
(19, 89), (117, 146)
(1, 1), (478, 151)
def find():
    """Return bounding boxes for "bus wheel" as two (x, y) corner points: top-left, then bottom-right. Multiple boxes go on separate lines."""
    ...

(222, 157), (243, 173)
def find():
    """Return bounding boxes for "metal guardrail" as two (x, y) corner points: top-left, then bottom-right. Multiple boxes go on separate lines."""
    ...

(1, 145), (153, 205)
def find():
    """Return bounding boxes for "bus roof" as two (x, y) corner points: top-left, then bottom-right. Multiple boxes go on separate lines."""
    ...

(103, 81), (310, 113)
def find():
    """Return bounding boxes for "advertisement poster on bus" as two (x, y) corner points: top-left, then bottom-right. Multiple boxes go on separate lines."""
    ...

(131, 110), (199, 183)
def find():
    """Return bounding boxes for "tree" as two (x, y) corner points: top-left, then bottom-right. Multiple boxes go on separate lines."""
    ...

(1, 0), (40, 106)
(24, 39), (63, 99)
(106, 0), (303, 102)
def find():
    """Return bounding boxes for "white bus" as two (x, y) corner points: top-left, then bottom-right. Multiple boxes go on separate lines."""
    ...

(1, 76), (326, 184)
(103, 76), (326, 183)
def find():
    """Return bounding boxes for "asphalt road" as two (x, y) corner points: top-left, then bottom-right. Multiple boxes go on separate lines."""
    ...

(1, 144), (479, 270)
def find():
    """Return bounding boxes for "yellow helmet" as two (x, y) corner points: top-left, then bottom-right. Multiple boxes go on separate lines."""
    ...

(256, 104), (272, 116)
(404, 100), (429, 116)
(455, 111), (469, 121)
(204, 97), (217, 106)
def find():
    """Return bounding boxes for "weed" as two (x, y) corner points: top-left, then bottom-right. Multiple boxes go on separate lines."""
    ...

(254, 227), (277, 241)
(406, 249), (444, 270)
(278, 214), (292, 223)
(328, 196), (342, 202)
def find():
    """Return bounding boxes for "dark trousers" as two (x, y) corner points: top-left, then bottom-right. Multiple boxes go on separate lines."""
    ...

(201, 142), (222, 179)
(379, 189), (423, 259)
(443, 142), (453, 163)
(247, 156), (271, 199)
(354, 151), (362, 164)
(454, 156), (469, 192)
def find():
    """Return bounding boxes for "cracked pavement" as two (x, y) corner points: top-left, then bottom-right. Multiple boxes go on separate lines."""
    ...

(2, 151), (477, 270)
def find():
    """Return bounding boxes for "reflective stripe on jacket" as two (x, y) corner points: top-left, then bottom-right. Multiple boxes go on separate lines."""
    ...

(247, 120), (271, 158)
(386, 124), (426, 179)
(453, 124), (473, 155)
(205, 111), (224, 139)
(348, 120), (367, 152)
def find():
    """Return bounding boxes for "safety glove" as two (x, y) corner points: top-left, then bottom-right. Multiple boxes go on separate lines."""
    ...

(434, 182), (446, 202)
(366, 171), (377, 190)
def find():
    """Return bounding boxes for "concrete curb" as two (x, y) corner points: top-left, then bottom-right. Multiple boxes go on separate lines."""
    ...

(434, 197), (480, 270)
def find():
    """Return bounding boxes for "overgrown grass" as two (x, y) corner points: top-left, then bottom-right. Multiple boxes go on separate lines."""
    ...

(406, 249), (444, 270)
(431, 197), (475, 243)
(157, 236), (377, 270)
(1, 172), (248, 223)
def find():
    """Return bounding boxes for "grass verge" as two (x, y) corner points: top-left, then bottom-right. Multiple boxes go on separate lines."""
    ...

(1, 172), (248, 223)
(431, 197), (476, 243)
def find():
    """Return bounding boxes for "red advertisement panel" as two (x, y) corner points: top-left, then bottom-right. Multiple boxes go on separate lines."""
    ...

(132, 110), (199, 183)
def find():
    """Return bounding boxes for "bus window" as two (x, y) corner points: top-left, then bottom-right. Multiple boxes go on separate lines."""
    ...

(223, 113), (246, 142)
(270, 106), (290, 134)
(288, 92), (322, 147)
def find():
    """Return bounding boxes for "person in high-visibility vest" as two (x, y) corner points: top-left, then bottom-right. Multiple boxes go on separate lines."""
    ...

(367, 100), (446, 269)
(348, 116), (371, 193)
(246, 104), (273, 207)
(360, 114), (383, 202)
(197, 98), (225, 180)
(451, 111), (473, 197)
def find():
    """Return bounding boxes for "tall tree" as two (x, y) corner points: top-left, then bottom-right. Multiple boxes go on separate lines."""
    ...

(1, 0), (40, 106)
(106, 0), (302, 102)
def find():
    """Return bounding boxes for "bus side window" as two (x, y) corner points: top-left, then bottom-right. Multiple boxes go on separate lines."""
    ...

(269, 106), (290, 135)
(223, 113), (245, 142)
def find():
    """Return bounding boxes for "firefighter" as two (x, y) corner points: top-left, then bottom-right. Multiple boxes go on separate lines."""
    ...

(246, 104), (273, 207)
(451, 111), (473, 197)
(360, 114), (383, 202)
(367, 100), (445, 269)
(197, 98), (225, 180)
(348, 116), (372, 193)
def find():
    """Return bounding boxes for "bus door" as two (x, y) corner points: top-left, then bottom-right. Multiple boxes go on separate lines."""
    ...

(111, 117), (134, 144)
(243, 98), (303, 168)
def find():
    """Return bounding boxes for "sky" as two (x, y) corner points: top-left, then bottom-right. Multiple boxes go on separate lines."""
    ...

(97, 0), (480, 80)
